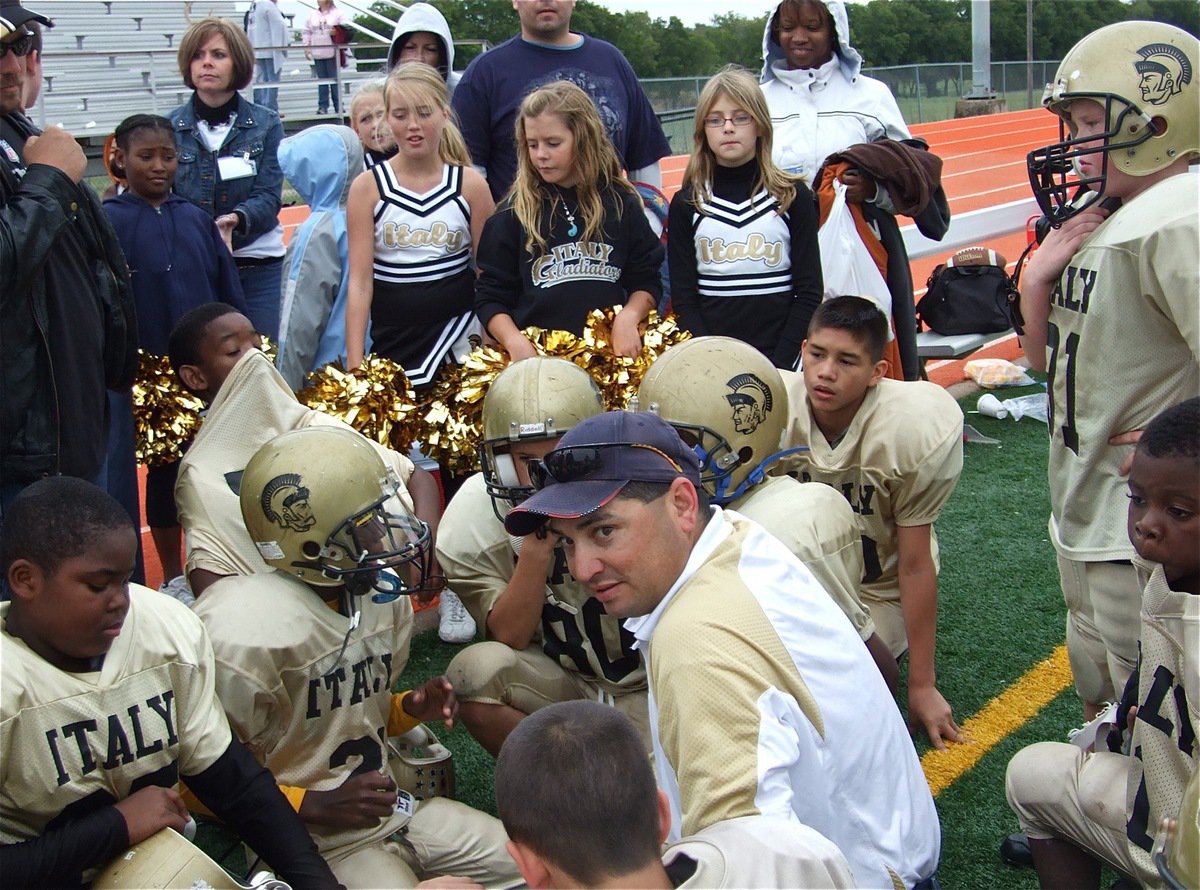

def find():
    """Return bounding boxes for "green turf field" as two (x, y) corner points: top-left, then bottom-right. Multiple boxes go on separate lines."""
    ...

(201, 378), (1116, 887)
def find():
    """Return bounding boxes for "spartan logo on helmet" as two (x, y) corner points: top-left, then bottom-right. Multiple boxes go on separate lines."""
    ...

(1135, 43), (1193, 106)
(724, 373), (773, 435)
(260, 473), (316, 533)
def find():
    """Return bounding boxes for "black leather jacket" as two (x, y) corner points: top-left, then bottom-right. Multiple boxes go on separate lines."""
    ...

(1, 112), (137, 484)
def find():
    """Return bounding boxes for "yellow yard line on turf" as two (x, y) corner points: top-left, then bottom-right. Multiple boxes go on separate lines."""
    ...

(922, 644), (1073, 796)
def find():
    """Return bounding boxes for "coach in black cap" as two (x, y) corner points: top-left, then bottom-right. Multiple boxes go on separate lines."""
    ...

(504, 409), (705, 622)
(506, 411), (702, 533)
(0, 0), (137, 532)
(504, 408), (943, 888)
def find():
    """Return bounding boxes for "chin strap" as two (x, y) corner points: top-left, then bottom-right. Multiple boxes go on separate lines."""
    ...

(712, 446), (811, 506)
(322, 604), (361, 679)
(370, 568), (405, 603)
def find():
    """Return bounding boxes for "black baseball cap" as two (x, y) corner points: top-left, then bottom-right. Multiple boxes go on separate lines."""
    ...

(1, 0), (53, 35)
(503, 411), (702, 537)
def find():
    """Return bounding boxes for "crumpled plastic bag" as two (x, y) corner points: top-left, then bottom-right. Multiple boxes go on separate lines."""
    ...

(818, 180), (893, 329)
(963, 358), (1034, 388)
(977, 392), (1049, 424)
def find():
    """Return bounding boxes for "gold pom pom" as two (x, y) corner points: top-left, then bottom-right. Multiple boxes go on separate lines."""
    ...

(579, 306), (691, 409)
(132, 351), (204, 467)
(416, 351), (507, 477)
(257, 334), (278, 364)
(297, 356), (421, 453)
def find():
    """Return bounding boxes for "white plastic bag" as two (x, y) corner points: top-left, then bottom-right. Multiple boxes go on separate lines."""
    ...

(817, 180), (893, 323)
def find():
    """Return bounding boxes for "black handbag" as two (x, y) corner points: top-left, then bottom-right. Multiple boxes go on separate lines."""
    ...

(916, 247), (1017, 336)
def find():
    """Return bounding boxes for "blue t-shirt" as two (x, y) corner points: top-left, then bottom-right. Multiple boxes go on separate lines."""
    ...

(452, 34), (671, 202)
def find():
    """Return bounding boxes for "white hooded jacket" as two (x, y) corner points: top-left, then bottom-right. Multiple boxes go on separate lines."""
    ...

(760, 0), (909, 182)
(387, 2), (461, 94)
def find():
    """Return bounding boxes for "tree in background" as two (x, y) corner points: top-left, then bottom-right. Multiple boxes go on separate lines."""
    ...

(696, 13), (766, 72)
(353, 0), (1198, 81)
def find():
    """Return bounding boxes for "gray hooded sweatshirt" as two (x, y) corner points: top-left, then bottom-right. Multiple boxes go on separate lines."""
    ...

(387, 2), (462, 94)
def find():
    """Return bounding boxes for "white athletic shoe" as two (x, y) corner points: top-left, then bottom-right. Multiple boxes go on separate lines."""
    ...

(437, 589), (475, 644)
(159, 575), (196, 607)
(1068, 700), (1119, 751)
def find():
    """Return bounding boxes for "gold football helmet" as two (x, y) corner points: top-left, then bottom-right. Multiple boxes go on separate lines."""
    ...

(93, 827), (290, 890)
(240, 427), (432, 597)
(480, 357), (604, 519)
(389, 725), (456, 801)
(635, 337), (793, 503)
(1029, 20), (1199, 225)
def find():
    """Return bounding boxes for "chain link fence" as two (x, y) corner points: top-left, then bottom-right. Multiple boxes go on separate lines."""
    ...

(641, 61), (1060, 154)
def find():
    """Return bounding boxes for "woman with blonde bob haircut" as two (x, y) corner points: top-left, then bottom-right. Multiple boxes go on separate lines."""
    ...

(474, 81), (664, 361)
(668, 65), (821, 369)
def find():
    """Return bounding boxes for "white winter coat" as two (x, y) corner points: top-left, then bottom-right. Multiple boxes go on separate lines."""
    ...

(760, 0), (910, 182)
(386, 2), (462, 95)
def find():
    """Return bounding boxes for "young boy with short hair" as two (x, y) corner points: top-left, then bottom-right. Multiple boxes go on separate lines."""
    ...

(1017, 21), (1198, 723)
(1005, 398), (1199, 889)
(167, 303), (442, 598)
(0, 476), (337, 888)
(193, 427), (518, 887)
(494, 700), (856, 889)
(636, 335), (899, 693)
(439, 357), (650, 755)
(782, 294), (964, 748)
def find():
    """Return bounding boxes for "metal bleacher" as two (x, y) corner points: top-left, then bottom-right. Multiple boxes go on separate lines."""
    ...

(29, 2), (230, 133)
(26, 0), (393, 139)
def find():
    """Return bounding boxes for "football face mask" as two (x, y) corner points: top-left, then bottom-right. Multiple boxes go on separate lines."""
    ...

(321, 486), (437, 599)
(1027, 93), (1150, 226)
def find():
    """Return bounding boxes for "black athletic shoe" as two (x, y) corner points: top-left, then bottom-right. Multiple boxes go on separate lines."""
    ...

(1000, 833), (1034, 868)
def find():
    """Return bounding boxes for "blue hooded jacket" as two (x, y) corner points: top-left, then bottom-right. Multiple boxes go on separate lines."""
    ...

(103, 191), (245, 355)
(276, 124), (364, 389)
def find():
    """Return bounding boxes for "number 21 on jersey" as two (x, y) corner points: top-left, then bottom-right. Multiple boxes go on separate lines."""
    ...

(1046, 321), (1080, 454)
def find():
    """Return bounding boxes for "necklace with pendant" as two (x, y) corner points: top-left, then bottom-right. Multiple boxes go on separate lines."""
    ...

(562, 199), (578, 237)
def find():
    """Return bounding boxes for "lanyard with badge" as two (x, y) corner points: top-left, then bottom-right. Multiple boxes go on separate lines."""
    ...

(217, 151), (256, 182)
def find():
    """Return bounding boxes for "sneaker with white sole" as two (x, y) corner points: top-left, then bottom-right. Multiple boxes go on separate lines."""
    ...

(159, 574), (196, 608)
(437, 590), (475, 644)
(1068, 700), (1119, 751)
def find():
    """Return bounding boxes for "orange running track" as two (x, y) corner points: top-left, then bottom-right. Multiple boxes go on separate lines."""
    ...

(143, 109), (1054, 587)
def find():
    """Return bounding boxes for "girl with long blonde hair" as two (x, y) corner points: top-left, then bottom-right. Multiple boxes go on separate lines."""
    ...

(669, 65), (821, 369)
(345, 62), (493, 386)
(474, 81), (664, 360)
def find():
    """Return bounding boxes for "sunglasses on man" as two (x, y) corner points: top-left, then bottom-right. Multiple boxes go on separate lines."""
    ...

(528, 442), (684, 491)
(0, 32), (36, 59)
